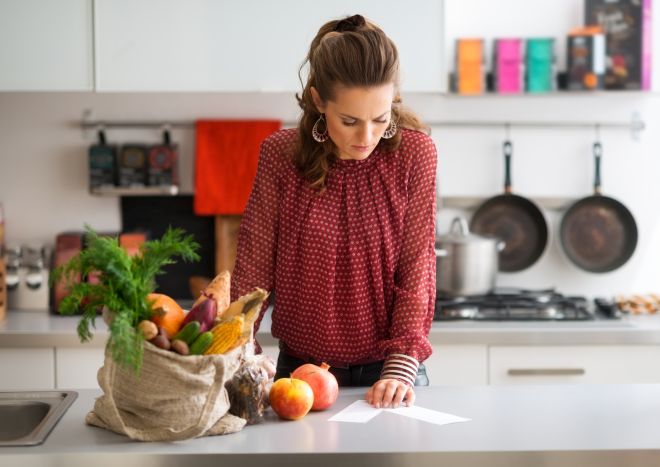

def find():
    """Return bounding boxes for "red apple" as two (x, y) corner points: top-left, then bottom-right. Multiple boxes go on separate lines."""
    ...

(291, 362), (339, 411)
(269, 377), (314, 420)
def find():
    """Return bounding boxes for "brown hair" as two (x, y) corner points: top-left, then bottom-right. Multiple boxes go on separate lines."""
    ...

(294, 14), (428, 191)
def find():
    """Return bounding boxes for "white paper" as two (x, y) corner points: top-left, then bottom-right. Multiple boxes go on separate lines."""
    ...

(328, 399), (471, 426)
(328, 400), (383, 423)
(386, 404), (471, 426)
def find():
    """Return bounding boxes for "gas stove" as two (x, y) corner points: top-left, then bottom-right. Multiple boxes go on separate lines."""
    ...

(434, 288), (620, 321)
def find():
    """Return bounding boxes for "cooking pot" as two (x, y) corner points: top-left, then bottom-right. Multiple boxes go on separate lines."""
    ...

(436, 217), (505, 297)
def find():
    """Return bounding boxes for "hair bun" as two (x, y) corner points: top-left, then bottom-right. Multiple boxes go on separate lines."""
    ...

(334, 14), (366, 32)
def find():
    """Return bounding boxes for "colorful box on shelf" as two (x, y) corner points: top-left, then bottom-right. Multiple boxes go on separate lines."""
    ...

(585, 0), (652, 90)
(526, 38), (555, 93)
(455, 38), (485, 95)
(493, 39), (523, 94)
(566, 26), (606, 91)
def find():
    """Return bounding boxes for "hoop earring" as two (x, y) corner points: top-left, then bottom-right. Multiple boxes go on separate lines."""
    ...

(381, 118), (398, 139)
(312, 114), (329, 143)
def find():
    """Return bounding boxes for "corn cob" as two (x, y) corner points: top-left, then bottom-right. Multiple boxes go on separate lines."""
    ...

(220, 288), (269, 322)
(204, 315), (245, 355)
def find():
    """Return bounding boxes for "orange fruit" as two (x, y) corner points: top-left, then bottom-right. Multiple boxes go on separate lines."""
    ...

(147, 293), (185, 338)
(583, 73), (598, 89)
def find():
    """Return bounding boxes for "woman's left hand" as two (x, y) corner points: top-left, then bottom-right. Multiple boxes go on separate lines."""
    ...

(365, 378), (415, 408)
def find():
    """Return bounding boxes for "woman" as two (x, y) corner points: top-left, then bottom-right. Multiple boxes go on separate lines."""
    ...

(231, 14), (436, 409)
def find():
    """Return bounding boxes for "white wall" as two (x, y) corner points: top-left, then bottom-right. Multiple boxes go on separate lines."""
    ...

(1, 90), (658, 297)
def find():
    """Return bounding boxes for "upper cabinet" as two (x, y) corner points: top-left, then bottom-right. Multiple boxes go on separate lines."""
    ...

(94, 0), (446, 92)
(0, 0), (94, 91)
(1, 0), (655, 93)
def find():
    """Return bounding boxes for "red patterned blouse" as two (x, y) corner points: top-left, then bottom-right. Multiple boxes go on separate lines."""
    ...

(231, 128), (437, 385)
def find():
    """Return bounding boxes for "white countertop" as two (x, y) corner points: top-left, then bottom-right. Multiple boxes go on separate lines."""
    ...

(1, 384), (660, 467)
(2, 307), (660, 347)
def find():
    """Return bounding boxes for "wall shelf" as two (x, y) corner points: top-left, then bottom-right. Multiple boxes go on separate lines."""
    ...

(440, 196), (575, 211)
(90, 185), (179, 197)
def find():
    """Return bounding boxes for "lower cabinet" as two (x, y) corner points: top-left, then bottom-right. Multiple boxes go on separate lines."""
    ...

(4, 343), (659, 390)
(489, 345), (660, 385)
(262, 343), (491, 386)
(55, 347), (106, 389)
(0, 348), (55, 390)
(424, 345), (488, 386)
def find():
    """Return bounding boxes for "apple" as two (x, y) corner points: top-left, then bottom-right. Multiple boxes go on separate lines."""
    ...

(269, 377), (314, 420)
(291, 362), (339, 411)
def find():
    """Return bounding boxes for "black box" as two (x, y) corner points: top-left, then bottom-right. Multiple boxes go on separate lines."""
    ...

(567, 32), (606, 90)
(585, 0), (652, 90)
(88, 144), (117, 190)
(117, 144), (148, 187)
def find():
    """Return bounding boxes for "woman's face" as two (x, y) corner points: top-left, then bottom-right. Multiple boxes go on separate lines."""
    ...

(312, 83), (395, 161)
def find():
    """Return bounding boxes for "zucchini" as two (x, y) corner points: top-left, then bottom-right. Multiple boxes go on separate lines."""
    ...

(172, 321), (201, 345)
(189, 331), (214, 355)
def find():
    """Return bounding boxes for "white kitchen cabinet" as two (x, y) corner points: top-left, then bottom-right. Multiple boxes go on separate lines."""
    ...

(55, 347), (105, 390)
(0, 348), (54, 390)
(424, 345), (488, 386)
(0, 0), (94, 91)
(489, 345), (660, 385)
(94, 0), (445, 92)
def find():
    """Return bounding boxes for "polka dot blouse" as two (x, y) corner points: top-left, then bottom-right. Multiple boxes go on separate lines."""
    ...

(231, 127), (437, 381)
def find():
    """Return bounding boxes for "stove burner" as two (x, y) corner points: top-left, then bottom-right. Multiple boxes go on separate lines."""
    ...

(434, 287), (599, 321)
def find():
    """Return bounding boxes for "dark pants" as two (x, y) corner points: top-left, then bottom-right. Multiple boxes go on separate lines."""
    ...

(275, 348), (429, 387)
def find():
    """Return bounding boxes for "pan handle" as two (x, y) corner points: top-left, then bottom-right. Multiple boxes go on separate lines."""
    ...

(503, 140), (513, 194)
(593, 142), (602, 195)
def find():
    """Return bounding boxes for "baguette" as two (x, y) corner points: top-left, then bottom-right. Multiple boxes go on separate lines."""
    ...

(193, 270), (231, 318)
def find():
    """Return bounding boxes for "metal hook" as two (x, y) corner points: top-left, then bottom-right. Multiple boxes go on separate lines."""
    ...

(504, 122), (511, 141)
(594, 123), (601, 145)
(161, 123), (172, 145)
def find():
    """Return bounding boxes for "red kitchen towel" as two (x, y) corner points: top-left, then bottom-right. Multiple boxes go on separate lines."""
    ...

(194, 120), (281, 215)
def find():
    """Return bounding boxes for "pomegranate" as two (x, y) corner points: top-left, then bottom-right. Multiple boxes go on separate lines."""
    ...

(291, 362), (339, 411)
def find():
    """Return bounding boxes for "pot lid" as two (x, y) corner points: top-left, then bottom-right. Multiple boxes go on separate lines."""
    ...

(438, 217), (498, 244)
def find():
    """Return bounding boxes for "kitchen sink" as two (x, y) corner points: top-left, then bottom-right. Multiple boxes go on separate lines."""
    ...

(0, 391), (77, 446)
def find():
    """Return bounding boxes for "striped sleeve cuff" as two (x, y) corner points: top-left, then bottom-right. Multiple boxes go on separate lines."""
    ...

(380, 353), (419, 387)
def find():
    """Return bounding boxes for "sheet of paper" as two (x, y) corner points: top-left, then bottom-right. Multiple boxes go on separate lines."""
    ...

(386, 404), (471, 426)
(328, 399), (471, 426)
(328, 400), (383, 423)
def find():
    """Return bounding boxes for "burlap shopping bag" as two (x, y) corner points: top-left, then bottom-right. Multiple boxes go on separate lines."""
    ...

(86, 341), (246, 441)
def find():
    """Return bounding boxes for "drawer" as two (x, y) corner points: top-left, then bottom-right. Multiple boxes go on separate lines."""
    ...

(489, 345), (660, 385)
(425, 345), (488, 386)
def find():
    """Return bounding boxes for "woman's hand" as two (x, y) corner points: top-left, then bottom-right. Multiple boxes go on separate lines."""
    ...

(365, 378), (415, 408)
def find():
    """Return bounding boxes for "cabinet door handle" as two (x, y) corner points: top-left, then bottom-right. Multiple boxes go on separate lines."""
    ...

(507, 368), (586, 376)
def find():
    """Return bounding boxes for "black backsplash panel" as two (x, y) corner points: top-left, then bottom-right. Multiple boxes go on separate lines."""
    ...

(121, 196), (215, 300)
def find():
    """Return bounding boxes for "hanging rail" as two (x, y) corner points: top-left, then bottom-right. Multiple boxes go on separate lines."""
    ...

(78, 114), (645, 137)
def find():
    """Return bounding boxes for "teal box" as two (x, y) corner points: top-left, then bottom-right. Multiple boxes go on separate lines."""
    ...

(526, 38), (555, 93)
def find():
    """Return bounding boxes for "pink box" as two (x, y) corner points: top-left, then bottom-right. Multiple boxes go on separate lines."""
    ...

(495, 39), (523, 93)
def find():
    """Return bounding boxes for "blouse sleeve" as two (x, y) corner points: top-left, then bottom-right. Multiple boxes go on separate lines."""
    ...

(379, 134), (437, 386)
(230, 138), (281, 352)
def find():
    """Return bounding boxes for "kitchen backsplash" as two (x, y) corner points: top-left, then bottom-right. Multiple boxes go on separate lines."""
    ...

(0, 91), (659, 296)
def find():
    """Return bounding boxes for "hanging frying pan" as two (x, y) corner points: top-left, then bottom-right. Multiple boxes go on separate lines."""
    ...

(559, 142), (638, 273)
(470, 141), (549, 272)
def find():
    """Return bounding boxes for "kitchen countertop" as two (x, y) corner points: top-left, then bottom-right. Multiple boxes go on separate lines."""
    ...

(1, 384), (660, 467)
(2, 307), (660, 348)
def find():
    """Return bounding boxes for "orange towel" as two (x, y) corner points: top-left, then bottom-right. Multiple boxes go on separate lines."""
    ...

(194, 120), (281, 215)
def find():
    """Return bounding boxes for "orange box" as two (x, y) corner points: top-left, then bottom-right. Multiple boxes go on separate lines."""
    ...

(456, 39), (485, 95)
